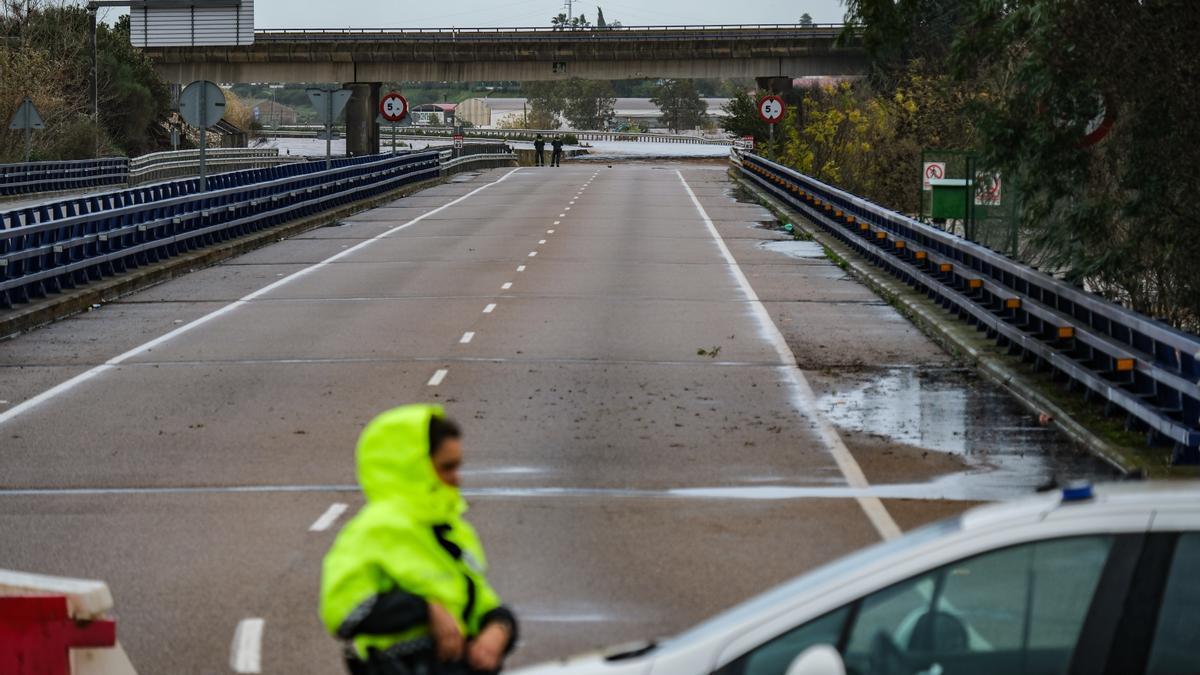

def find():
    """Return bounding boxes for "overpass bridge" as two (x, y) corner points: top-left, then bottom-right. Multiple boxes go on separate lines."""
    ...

(141, 23), (866, 156)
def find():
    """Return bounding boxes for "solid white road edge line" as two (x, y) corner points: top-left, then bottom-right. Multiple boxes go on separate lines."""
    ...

(460, 332), (475, 344)
(0, 168), (524, 428)
(230, 618), (265, 673)
(309, 503), (348, 532)
(675, 170), (903, 541)
(427, 369), (449, 386)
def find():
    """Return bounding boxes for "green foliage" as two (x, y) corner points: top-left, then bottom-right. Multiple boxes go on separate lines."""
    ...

(523, 79), (615, 130)
(650, 79), (707, 132)
(0, 5), (169, 161)
(720, 91), (770, 141)
(950, 0), (1200, 329)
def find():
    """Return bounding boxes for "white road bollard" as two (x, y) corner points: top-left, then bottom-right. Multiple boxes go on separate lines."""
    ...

(0, 569), (139, 675)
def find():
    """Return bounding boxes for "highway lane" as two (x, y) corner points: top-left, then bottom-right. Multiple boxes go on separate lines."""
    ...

(0, 163), (986, 672)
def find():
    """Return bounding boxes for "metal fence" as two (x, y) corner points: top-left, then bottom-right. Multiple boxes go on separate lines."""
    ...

(736, 150), (1200, 464)
(128, 148), (303, 185)
(0, 159), (129, 197)
(270, 126), (733, 146)
(0, 148), (518, 309)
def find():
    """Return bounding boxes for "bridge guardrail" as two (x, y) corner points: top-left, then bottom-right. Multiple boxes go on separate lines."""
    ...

(735, 150), (1200, 464)
(128, 148), (302, 185)
(0, 159), (129, 197)
(0, 151), (444, 307)
(0, 146), (516, 310)
(271, 126), (732, 146)
(256, 23), (848, 41)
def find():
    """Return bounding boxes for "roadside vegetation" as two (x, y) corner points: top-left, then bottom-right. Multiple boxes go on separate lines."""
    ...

(0, 0), (170, 162)
(725, 0), (1200, 332)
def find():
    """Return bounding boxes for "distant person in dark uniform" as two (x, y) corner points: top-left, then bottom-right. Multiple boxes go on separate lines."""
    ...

(551, 135), (564, 167)
(533, 134), (546, 166)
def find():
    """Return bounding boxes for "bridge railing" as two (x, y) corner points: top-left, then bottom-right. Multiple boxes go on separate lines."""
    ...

(128, 148), (302, 185)
(272, 125), (732, 146)
(735, 150), (1200, 463)
(0, 151), (450, 308)
(0, 159), (129, 197)
(256, 23), (848, 41)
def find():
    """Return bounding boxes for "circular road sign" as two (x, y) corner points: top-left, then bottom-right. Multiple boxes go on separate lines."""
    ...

(178, 80), (226, 129)
(758, 95), (786, 125)
(380, 92), (409, 123)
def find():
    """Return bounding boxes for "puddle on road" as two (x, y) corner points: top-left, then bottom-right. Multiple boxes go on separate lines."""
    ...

(814, 368), (1120, 499)
(759, 240), (827, 260)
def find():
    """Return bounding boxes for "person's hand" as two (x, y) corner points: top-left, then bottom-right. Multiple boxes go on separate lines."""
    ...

(428, 602), (464, 662)
(467, 623), (510, 672)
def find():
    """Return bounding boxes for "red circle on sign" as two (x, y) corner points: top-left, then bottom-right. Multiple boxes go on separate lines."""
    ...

(380, 93), (409, 122)
(758, 96), (786, 125)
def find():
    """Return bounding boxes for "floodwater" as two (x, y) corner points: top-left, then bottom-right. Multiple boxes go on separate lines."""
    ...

(738, 183), (1121, 501)
(810, 367), (1120, 501)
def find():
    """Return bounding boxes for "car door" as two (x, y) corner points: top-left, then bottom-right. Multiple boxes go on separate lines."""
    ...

(715, 533), (1142, 675)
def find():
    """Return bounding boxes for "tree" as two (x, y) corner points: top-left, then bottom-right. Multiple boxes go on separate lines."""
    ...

(799, 13), (813, 26)
(720, 91), (769, 141)
(523, 81), (565, 128)
(562, 79), (616, 130)
(650, 79), (707, 132)
(951, 0), (1200, 329)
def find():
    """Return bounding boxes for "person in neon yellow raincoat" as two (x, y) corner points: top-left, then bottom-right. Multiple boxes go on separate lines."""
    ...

(321, 405), (518, 674)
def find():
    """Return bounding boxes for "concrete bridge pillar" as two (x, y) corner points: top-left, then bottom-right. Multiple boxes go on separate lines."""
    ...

(344, 82), (381, 156)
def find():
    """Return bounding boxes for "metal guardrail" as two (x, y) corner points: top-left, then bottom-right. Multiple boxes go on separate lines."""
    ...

(128, 148), (303, 185)
(255, 23), (848, 42)
(735, 151), (1200, 464)
(0, 159), (129, 197)
(0, 151), (456, 308)
(271, 126), (732, 146)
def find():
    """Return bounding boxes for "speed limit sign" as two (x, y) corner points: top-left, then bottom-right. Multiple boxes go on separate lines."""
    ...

(758, 95), (786, 125)
(380, 92), (409, 123)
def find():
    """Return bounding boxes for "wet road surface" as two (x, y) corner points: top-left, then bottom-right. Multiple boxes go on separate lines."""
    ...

(0, 164), (1113, 673)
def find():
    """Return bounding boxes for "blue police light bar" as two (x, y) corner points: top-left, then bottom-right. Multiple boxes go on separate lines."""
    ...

(1062, 481), (1094, 503)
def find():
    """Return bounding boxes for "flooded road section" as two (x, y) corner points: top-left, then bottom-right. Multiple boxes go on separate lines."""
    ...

(738, 187), (1119, 501)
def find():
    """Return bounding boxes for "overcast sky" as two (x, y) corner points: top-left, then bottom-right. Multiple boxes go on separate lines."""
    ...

(91, 0), (848, 29)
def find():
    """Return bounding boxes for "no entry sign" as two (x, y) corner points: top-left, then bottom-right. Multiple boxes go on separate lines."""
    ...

(922, 162), (946, 191)
(758, 96), (786, 124)
(380, 92), (409, 123)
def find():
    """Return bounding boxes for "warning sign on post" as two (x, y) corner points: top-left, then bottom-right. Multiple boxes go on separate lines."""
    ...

(975, 173), (1003, 206)
(922, 162), (946, 191)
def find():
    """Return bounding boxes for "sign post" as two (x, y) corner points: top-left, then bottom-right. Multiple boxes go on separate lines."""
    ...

(179, 80), (226, 192)
(758, 95), (786, 144)
(307, 88), (353, 170)
(8, 97), (45, 163)
(379, 92), (409, 154)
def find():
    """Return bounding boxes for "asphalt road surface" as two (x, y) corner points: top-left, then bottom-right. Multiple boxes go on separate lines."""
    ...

(1, 163), (1065, 673)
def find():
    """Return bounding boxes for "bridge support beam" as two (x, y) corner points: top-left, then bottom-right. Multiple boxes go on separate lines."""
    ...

(343, 82), (381, 156)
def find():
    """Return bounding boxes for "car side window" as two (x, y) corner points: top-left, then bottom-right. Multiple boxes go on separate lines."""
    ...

(1145, 533), (1200, 674)
(842, 536), (1112, 675)
(718, 536), (1113, 675)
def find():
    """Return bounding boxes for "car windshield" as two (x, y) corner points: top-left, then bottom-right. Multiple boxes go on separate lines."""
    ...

(656, 516), (963, 653)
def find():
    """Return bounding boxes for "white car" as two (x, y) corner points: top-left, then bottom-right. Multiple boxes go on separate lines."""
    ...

(514, 482), (1200, 675)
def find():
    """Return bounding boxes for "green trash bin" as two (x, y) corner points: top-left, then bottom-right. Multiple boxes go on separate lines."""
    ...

(929, 178), (971, 220)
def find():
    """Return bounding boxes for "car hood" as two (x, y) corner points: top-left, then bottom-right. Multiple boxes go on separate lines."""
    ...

(509, 645), (655, 675)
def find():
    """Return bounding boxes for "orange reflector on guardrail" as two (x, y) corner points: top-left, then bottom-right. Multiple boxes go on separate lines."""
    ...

(1005, 298), (1022, 309)
(834, 210), (843, 217)
(915, 251), (927, 260)
(968, 279), (983, 290)
(859, 222), (869, 231)
(876, 231), (887, 240)
(895, 240), (906, 249)
(1116, 358), (1135, 372)
(939, 263), (953, 273)
(846, 216), (856, 224)
(1058, 326), (1075, 339)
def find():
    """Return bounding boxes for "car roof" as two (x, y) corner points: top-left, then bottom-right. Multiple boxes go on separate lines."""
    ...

(959, 481), (1200, 531)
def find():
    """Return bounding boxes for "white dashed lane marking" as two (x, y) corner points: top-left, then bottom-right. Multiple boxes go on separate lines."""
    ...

(483, 303), (497, 313)
(460, 332), (475, 344)
(502, 282), (513, 290)
(517, 265), (526, 272)
(230, 618), (265, 674)
(528, 251), (538, 257)
(309, 503), (348, 532)
(427, 369), (449, 386)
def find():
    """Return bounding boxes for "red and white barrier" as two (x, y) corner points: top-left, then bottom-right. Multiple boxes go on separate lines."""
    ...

(0, 570), (138, 675)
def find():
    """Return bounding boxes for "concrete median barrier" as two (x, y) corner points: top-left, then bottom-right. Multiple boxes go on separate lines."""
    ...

(0, 569), (137, 675)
